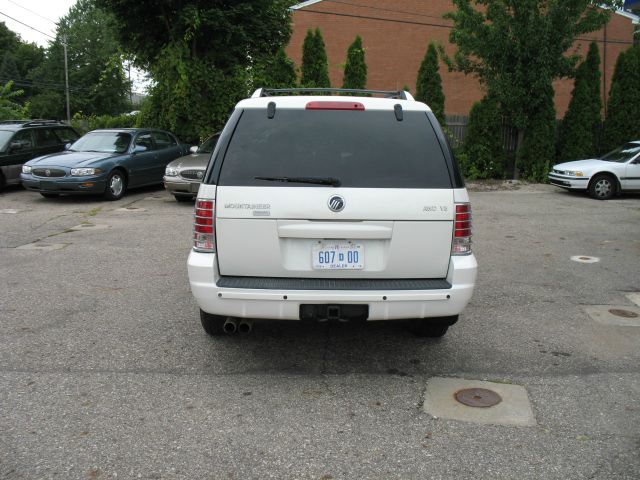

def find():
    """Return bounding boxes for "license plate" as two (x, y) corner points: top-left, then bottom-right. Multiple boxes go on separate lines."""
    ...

(312, 241), (364, 270)
(40, 181), (58, 191)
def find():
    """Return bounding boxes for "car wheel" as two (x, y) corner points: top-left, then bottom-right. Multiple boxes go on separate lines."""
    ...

(103, 170), (127, 201)
(408, 315), (458, 338)
(174, 195), (192, 202)
(40, 193), (59, 199)
(200, 309), (226, 336)
(588, 174), (616, 200)
(0, 171), (6, 192)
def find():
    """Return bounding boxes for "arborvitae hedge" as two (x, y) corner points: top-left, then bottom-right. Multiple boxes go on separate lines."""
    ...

(259, 48), (296, 89)
(342, 35), (367, 90)
(415, 42), (445, 124)
(516, 83), (556, 181)
(558, 42), (601, 161)
(459, 95), (506, 179)
(300, 28), (331, 88)
(604, 45), (640, 152)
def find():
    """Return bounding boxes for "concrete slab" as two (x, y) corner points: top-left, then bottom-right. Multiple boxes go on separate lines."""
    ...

(68, 223), (111, 231)
(584, 305), (640, 327)
(627, 293), (640, 307)
(16, 242), (68, 251)
(423, 377), (536, 427)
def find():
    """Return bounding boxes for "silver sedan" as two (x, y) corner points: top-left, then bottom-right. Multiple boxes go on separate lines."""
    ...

(163, 133), (220, 202)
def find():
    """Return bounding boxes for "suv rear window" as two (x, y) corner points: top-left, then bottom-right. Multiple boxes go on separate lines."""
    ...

(218, 109), (452, 188)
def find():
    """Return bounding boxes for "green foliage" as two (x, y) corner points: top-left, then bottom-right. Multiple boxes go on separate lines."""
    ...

(445, 0), (619, 178)
(0, 22), (45, 103)
(415, 43), (445, 124)
(300, 28), (331, 88)
(140, 43), (248, 143)
(517, 84), (556, 181)
(558, 42), (602, 161)
(342, 35), (367, 90)
(460, 96), (506, 179)
(29, 0), (131, 119)
(253, 48), (297, 90)
(71, 112), (140, 134)
(0, 81), (28, 120)
(98, 0), (292, 142)
(604, 45), (640, 151)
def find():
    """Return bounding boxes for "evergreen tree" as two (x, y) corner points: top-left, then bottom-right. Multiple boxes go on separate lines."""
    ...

(342, 35), (366, 90)
(415, 42), (445, 124)
(559, 42), (601, 161)
(604, 45), (640, 152)
(461, 95), (505, 179)
(264, 47), (296, 88)
(516, 83), (556, 181)
(300, 28), (330, 88)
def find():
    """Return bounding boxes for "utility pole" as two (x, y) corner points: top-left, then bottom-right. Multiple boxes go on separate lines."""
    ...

(62, 35), (71, 124)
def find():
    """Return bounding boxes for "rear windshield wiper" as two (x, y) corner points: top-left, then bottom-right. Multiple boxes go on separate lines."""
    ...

(254, 176), (341, 187)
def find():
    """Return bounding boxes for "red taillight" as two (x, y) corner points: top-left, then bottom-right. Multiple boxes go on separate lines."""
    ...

(305, 101), (365, 111)
(194, 199), (215, 252)
(452, 203), (472, 255)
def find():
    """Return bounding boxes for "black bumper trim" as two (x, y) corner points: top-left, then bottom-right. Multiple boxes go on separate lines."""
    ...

(216, 276), (452, 291)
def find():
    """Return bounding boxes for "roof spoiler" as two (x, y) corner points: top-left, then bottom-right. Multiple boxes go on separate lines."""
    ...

(252, 88), (414, 101)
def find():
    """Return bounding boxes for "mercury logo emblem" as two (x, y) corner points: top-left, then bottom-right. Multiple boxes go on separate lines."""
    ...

(197, 171), (203, 179)
(45, 169), (51, 177)
(328, 195), (345, 212)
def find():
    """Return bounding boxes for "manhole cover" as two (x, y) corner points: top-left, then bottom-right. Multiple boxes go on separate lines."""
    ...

(454, 388), (502, 408)
(608, 309), (639, 319)
(571, 255), (600, 264)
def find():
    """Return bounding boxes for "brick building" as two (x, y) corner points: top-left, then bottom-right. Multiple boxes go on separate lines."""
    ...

(286, 0), (639, 118)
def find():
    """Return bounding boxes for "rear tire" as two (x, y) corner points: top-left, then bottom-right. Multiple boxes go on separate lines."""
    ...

(408, 315), (458, 338)
(174, 195), (192, 202)
(0, 171), (6, 192)
(588, 173), (616, 200)
(200, 309), (225, 336)
(40, 193), (59, 199)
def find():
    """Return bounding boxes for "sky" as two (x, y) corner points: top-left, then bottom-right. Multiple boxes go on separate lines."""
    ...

(0, 0), (76, 46)
(0, 0), (148, 92)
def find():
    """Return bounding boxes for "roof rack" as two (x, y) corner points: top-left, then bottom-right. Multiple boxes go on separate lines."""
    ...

(0, 120), (30, 125)
(258, 88), (409, 100)
(23, 119), (65, 127)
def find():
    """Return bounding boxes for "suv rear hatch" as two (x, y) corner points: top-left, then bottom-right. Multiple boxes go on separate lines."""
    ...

(214, 106), (456, 280)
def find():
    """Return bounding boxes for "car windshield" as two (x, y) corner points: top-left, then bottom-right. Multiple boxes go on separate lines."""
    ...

(197, 134), (219, 154)
(70, 132), (132, 154)
(600, 143), (640, 163)
(0, 130), (14, 151)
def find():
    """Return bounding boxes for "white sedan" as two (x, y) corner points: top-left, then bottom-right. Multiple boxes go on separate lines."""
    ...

(549, 141), (640, 199)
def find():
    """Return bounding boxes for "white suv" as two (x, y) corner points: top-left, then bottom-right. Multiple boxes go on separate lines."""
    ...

(187, 88), (477, 337)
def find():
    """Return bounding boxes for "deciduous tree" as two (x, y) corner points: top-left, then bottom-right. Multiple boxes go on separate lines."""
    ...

(445, 0), (620, 179)
(98, 0), (292, 141)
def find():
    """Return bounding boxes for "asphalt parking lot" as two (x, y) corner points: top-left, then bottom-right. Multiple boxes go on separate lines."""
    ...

(1, 183), (639, 479)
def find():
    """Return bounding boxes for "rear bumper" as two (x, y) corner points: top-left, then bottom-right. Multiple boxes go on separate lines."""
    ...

(187, 252), (477, 321)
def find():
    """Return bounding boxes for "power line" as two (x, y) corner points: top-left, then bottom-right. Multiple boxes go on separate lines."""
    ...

(6, 0), (58, 26)
(299, 8), (634, 45)
(324, 0), (448, 21)
(0, 10), (55, 40)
